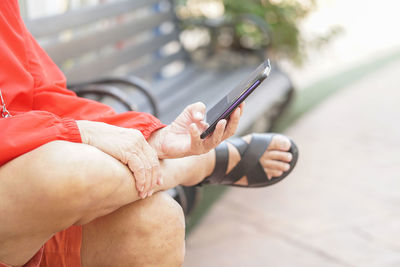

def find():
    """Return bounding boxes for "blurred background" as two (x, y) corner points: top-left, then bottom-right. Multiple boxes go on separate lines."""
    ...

(21, 0), (400, 266)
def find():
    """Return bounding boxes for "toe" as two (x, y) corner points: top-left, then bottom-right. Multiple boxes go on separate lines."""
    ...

(265, 150), (292, 163)
(268, 135), (291, 151)
(263, 159), (290, 172)
(264, 168), (283, 179)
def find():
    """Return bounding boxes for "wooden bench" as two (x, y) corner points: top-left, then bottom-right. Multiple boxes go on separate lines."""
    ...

(23, 0), (294, 216)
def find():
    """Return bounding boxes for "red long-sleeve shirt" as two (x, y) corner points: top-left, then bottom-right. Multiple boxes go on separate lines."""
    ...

(0, 1), (165, 166)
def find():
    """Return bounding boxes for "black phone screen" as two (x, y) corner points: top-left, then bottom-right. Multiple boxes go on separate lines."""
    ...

(200, 60), (271, 139)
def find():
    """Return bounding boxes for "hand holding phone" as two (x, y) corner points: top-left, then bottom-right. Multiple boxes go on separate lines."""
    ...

(200, 59), (272, 139)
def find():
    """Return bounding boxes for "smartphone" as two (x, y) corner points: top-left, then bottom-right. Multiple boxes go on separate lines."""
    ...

(200, 59), (272, 139)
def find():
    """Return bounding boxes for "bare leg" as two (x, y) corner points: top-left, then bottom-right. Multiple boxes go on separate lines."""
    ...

(81, 192), (185, 267)
(180, 134), (293, 186)
(0, 139), (214, 266)
(0, 141), (183, 266)
(0, 134), (292, 266)
(79, 134), (293, 267)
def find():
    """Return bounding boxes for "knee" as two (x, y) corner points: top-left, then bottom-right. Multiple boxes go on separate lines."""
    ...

(154, 194), (186, 266)
(125, 193), (186, 265)
(139, 192), (185, 233)
(27, 141), (126, 221)
(81, 192), (185, 267)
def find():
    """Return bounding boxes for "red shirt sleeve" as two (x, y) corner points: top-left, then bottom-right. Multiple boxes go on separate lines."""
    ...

(0, 2), (81, 166)
(0, 1), (165, 167)
(0, 111), (81, 166)
(32, 80), (165, 139)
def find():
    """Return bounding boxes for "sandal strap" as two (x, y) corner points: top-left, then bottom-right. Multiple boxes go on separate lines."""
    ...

(245, 134), (274, 186)
(200, 141), (229, 185)
(199, 133), (298, 188)
(226, 137), (248, 156)
(223, 133), (272, 184)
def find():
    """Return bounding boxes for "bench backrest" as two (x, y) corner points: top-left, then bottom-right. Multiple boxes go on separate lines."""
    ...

(25, 0), (188, 84)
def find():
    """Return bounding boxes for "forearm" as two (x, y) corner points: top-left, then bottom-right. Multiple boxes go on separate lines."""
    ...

(74, 148), (180, 224)
(160, 151), (215, 187)
(96, 151), (213, 212)
(76, 119), (215, 196)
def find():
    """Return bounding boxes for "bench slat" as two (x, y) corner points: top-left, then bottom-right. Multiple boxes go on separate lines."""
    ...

(158, 67), (291, 124)
(131, 50), (187, 79)
(44, 11), (174, 65)
(158, 67), (247, 112)
(26, 0), (161, 38)
(64, 31), (180, 83)
(151, 66), (198, 98)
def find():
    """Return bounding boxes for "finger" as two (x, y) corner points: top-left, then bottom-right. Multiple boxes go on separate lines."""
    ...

(197, 121), (209, 132)
(127, 154), (146, 197)
(149, 152), (160, 190)
(142, 144), (160, 193)
(189, 123), (202, 154)
(239, 102), (245, 116)
(262, 159), (290, 172)
(200, 121), (209, 128)
(148, 190), (154, 197)
(130, 147), (151, 197)
(189, 102), (206, 121)
(204, 119), (226, 151)
(138, 149), (153, 197)
(157, 176), (163, 186)
(192, 120), (208, 134)
(193, 120), (209, 133)
(222, 107), (241, 140)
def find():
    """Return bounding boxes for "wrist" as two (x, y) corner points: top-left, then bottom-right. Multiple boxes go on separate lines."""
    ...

(147, 127), (168, 159)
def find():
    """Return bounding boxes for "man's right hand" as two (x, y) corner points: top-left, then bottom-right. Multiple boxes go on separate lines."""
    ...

(76, 120), (161, 199)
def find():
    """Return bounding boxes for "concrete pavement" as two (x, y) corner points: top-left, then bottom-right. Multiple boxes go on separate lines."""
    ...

(183, 57), (400, 267)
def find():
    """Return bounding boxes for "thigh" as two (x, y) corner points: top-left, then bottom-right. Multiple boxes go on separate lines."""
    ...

(81, 192), (186, 267)
(0, 141), (136, 266)
(0, 141), (78, 265)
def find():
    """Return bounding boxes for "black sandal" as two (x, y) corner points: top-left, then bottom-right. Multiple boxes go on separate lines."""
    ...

(199, 133), (299, 188)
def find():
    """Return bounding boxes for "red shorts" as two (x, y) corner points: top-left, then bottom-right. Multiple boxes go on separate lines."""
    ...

(0, 226), (82, 267)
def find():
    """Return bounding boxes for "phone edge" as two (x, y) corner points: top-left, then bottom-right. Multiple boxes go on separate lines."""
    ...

(200, 59), (272, 139)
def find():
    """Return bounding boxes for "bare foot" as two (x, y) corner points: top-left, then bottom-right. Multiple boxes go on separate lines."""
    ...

(179, 134), (294, 187)
(223, 134), (293, 186)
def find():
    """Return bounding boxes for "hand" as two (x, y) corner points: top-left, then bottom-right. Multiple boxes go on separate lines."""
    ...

(76, 120), (161, 199)
(148, 102), (244, 159)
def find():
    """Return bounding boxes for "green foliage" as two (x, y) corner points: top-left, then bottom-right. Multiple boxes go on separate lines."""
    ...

(176, 0), (341, 64)
(223, 0), (316, 63)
